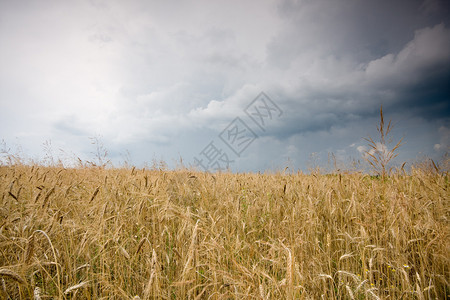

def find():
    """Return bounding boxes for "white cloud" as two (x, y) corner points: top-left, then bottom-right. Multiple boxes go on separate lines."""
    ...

(365, 23), (450, 88)
(357, 146), (366, 154)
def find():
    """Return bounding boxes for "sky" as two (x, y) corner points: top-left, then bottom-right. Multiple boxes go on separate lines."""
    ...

(0, 0), (449, 172)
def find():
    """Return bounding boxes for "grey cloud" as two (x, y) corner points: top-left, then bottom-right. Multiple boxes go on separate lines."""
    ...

(53, 116), (90, 137)
(270, 0), (449, 69)
(263, 19), (450, 144)
(363, 23), (450, 120)
(1, 0), (449, 172)
(88, 33), (113, 44)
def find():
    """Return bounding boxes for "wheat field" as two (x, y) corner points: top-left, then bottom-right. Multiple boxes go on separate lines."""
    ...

(0, 164), (448, 299)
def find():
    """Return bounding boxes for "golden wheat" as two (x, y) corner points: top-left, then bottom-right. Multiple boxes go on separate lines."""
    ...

(0, 164), (448, 298)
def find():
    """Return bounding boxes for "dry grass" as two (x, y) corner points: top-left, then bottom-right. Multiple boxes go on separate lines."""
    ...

(0, 164), (448, 299)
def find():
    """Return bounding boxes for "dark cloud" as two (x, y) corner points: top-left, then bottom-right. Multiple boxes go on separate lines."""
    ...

(263, 4), (450, 144)
(271, 0), (449, 65)
(1, 0), (449, 171)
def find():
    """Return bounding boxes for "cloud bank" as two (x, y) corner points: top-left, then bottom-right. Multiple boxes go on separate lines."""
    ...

(0, 0), (449, 171)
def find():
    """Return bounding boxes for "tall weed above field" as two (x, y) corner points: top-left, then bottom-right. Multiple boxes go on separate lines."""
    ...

(363, 106), (404, 178)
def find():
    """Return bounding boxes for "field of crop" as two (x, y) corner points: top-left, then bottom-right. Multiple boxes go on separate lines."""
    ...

(0, 164), (448, 299)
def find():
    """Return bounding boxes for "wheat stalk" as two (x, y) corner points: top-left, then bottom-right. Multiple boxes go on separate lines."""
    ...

(24, 233), (35, 264)
(182, 219), (199, 279)
(64, 281), (90, 294)
(0, 268), (26, 284)
(143, 248), (159, 300)
(41, 186), (55, 208)
(345, 285), (355, 300)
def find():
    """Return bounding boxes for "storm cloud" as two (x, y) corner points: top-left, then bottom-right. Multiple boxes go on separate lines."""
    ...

(0, 0), (449, 171)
